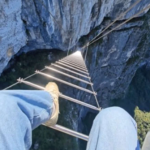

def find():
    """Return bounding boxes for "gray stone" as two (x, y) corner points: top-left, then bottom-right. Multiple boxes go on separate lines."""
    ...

(0, 0), (26, 74)
(20, 0), (150, 52)
(1, 0), (150, 75)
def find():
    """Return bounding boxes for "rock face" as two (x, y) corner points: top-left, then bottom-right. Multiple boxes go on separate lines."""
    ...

(85, 15), (150, 108)
(21, 0), (150, 52)
(0, 0), (26, 74)
(77, 10), (150, 110)
(115, 50), (150, 116)
(77, 9), (150, 148)
(0, 0), (150, 75)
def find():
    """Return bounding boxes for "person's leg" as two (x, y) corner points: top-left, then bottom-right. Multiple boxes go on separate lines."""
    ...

(142, 131), (150, 150)
(0, 90), (54, 150)
(86, 107), (140, 150)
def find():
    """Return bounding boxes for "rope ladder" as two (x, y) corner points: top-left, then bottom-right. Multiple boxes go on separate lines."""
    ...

(12, 51), (101, 141)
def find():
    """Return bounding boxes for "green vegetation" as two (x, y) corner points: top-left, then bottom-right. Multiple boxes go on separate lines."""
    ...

(134, 107), (150, 147)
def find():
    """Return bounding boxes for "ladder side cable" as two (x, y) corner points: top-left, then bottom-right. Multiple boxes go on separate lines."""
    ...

(3, 68), (46, 90)
(64, 0), (143, 57)
(90, 0), (142, 43)
(81, 2), (150, 51)
(81, 51), (101, 109)
(89, 4), (150, 46)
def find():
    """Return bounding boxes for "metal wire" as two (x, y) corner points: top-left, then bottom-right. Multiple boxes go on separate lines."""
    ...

(3, 82), (20, 90)
(35, 0), (145, 53)
(89, 4), (150, 46)
(81, 52), (101, 108)
(3, 68), (46, 90)
(67, 38), (71, 56)
(90, 0), (142, 43)
(76, 1), (150, 52)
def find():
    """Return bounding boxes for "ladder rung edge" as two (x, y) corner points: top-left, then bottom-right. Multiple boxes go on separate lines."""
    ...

(43, 124), (89, 141)
(51, 64), (90, 79)
(36, 71), (96, 95)
(59, 60), (87, 70)
(59, 93), (99, 111)
(45, 66), (92, 85)
(57, 62), (89, 75)
(58, 60), (88, 71)
(17, 79), (98, 111)
(61, 58), (86, 68)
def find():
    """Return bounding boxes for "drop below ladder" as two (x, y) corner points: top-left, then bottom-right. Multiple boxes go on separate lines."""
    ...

(16, 51), (101, 141)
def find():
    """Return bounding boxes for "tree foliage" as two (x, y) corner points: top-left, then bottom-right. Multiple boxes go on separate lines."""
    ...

(134, 107), (150, 147)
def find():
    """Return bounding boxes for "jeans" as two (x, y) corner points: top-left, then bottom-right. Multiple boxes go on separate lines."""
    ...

(142, 131), (150, 150)
(0, 90), (140, 150)
(0, 90), (53, 150)
(86, 107), (140, 150)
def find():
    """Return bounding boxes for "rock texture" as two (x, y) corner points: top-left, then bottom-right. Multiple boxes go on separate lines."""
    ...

(85, 15), (150, 108)
(115, 50), (150, 116)
(75, 4), (150, 110)
(0, 0), (150, 75)
(21, 0), (150, 52)
(0, 0), (26, 74)
(20, 0), (150, 109)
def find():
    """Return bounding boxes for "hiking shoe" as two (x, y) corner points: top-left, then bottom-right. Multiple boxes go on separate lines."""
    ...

(44, 82), (59, 126)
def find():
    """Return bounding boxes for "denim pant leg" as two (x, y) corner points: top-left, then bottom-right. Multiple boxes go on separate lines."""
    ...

(86, 107), (140, 150)
(142, 131), (150, 150)
(0, 90), (53, 150)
